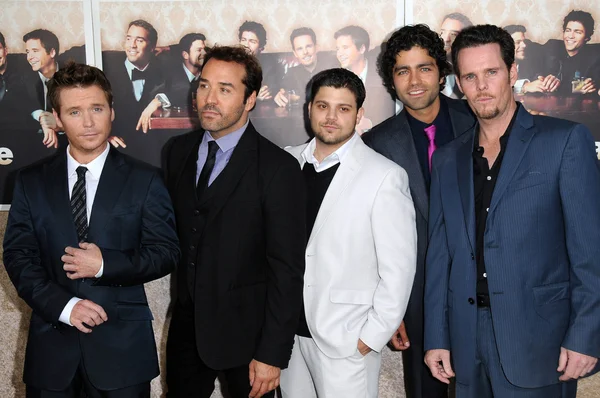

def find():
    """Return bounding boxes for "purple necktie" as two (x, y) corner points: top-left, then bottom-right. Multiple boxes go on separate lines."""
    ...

(424, 125), (437, 171)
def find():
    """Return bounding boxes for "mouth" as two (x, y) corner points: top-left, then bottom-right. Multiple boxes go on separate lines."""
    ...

(407, 88), (427, 97)
(302, 55), (313, 63)
(321, 124), (340, 131)
(127, 49), (139, 56)
(201, 109), (221, 118)
(475, 95), (494, 103)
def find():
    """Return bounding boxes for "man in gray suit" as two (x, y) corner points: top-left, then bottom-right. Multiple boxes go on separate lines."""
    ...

(362, 24), (475, 398)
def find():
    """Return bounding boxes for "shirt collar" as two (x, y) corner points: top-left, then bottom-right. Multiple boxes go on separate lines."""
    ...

(203, 120), (249, 153)
(301, 132), (359, 168)
(38, 63), (59, 83)
(67, 143), (110, 180)
(358, 60), (368, 84)
(124, 58), (149, 79)
(182, 63), (198, 82)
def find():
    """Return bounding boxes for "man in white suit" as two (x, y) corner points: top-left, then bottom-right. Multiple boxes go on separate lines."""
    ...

(280, 68), (417, 397)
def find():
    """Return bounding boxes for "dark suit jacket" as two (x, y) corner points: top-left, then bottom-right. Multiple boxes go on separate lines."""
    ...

(102, 52), (166, 165)
(153, 61), (197, 109)
(162, 122), (306, 370)
(425, 107), (600, 387)
(3, 147), (180, 391)
(362, 96), (475, 353)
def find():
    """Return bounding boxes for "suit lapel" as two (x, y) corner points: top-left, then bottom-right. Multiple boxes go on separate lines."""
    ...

(446, 97), (476, 138)
(488, 107), (536, 214)
(387, 112), (430, 221)
(88, 148), (130, 241)
(307, 139), (363, 248)
(45, 151), (78, 243)
(456, 129), (476, 252)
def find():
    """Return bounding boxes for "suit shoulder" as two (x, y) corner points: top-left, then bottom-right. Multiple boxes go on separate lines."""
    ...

(361, 140), (407, 175)
(256, 133), (300, 167)
(119, 151), (161, 176)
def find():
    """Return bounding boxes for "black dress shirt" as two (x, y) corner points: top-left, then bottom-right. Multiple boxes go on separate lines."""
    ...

(406, 99), (455, 186)
(297, 162), (341, 337)
(473, 103), (519, 297)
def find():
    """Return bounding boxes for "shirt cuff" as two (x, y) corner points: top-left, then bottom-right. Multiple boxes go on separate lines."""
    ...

(514, 79), (529, 94)
(59, 297), (83, 326)
(95, 259), (104, 278)
(32, 110), (43, 123)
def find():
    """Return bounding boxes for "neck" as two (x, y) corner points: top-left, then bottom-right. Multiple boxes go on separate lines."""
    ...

(304, 60), (317, 73)
(41, 61), (57, 79)
(0, 64), (6, 75)
(405, 96), (441, 124)
(350, 58), (366, 75)
(209, 114), (248, 140)
(69, 142), (108, 165)
(478, 100), (517, 144)
(313, 134), (352, 162)
(184, 62), (201, 77)
(566, 48), (580, 57)
(132, 60), (150, 70)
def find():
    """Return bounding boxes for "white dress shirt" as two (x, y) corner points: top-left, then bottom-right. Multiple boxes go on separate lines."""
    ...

(31, 63), (59, 121)
(58, 143), (110, 326)
(124, 59), (148, 101)
(301, 131), (359, 172)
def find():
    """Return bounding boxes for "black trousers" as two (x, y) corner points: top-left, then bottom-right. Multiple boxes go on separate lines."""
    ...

(26, 363), (150, 398)
(166, 302), (275, 398)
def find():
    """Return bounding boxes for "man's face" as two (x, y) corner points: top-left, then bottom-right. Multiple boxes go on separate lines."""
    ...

(54, 85), (114, 162)
(292, 35), (317, 68)
(308, 86), (363, 147)
(336, 35), (364, 70)
(440, 18), (464, 58)
(25, 39), (55, 72)
(125, 25), (153, 68)
(196, 58), (256, 139)
(456, 43), (517, 120)
(511, 32), (527, 61)
(0, 43), (7, 72)
(392, 46), (443, 115)
(563, 21), (587, 56)
(185, 39), (207, 68)
(240, 31), (261, 55)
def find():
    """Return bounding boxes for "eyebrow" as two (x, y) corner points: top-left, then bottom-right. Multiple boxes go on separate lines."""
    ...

(394, 62), (435, 72)
(126, 35), (147, 41)
(199, 77), (235, 88)
(314, 100), (354, 108)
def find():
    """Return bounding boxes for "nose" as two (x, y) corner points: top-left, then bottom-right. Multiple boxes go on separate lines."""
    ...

(326, 107), (338, 120)
(476, 76), (488, 91)
(82, 111), (94, 127)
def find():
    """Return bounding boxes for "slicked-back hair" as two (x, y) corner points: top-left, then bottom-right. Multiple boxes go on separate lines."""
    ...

(451, 24), (515, 77)
(441, 12), (473, 29)
(203, 45), (263, 103)
(379, 24), (451, 97)
(48, 62), (113, 114)
(563, 10), (595, 40)
(238, 21), (267, 52)
(334, 25), (370, 53)
(503, 24), (527, 35)
(128, 19), (158, 49)
(178, 32), (207, 56)
(308, 68), (366, 109)
(290, 27), (317, 48)
(23, 29), (60, 55)
(0, 31), (6, 48)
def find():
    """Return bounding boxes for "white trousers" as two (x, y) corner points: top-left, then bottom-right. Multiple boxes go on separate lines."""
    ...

(280, 335), (382, 398)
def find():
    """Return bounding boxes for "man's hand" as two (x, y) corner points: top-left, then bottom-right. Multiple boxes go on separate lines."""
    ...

(62, 242), (103, 280)
(522, 79), (546, 93)
(108, 136), (127, 148)
(248, 359), (280, 398)
(557, 347), (598, 381)
(580, 78), (597, 94)
(39, 111), (59, 148)
(424, 349), (455, 384)
(358, 338), (372, 356)
(389, 320), (410, 351)
(70, 299), (108, 333)
(540, 75), (561, 92)
(274, 88), (288, 107)
(257, 85), (272, 101)
(136, 98), (161, 133)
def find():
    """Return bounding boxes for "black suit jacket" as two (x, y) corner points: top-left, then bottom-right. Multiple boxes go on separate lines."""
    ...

(3, 147), (180, 391)
(162, 122), (306, 370)
(102, 52), (166, 165)
(362, 96), (475, 346)
(153, 61), (197, 109)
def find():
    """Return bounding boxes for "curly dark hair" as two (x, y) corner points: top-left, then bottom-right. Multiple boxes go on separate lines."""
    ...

(48, 62), (113, 114)
(308, 68), (366, 109)
(378, 24), (451, 98)
(451, 24), (515, 77)
(238, 21), (267, 52)
(563, 10), (595, 40)
(23, 29), (60, 55)
(203, 45), (263, 103)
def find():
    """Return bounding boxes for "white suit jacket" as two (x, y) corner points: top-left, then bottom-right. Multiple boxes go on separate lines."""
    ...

(286, 136), (417, 358)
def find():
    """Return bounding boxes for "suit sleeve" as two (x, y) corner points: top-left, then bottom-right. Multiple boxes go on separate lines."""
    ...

(3, 172), (73, 323)
(359, 165), (417, 352)
(558, 124), (600, 358)
(96, 170), (180, 286)
(423, 152), (452, 352)
(253, 155), (307, 369)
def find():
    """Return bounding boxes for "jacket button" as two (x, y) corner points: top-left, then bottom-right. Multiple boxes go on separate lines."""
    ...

(191, 227), (197, 233)
(194, 210), (200, 216)
(189, 262), (195, 267)
(189, 245), (195, 250)
(471, 253), (475, 260)
(468, 298), (475, 305)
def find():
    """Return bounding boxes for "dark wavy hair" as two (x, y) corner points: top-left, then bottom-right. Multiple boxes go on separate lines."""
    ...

(48, 62), (113, 114)
(334, 26), (370, 52)
(308, 68), (366, 109)
(238, 21), (267, 52)
(290, 27), (317, 48)
(451, 24), (515, 77)
(23, 29), (60, 55)
(203, 45), (262, 103)
(0, 31), (6, 48)
(128, 20), (158, 49)
(563, 10), (595, 40)
(378, 24), (451, 97)
(178, 32), (206, 55)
